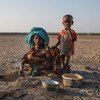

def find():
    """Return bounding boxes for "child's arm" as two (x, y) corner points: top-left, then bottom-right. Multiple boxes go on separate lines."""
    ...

(53, 40), (60, 48)
(21, 53), (28, 61)
(52, 33), (61, 48)
(73, 31), (77, 41)
(21, 48), (35, 61)
(69, 30), (77, 41)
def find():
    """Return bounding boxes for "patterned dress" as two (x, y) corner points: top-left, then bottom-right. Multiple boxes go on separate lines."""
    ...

(21, 46), (61, 76)
(57, 29), (77, 55)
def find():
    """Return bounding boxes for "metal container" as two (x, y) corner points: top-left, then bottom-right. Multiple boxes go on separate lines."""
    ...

(41, 80), (59, 90)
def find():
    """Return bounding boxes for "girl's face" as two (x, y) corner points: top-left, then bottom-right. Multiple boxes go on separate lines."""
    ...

(34, 35), (44, 46)
(62, 16), (73, 30)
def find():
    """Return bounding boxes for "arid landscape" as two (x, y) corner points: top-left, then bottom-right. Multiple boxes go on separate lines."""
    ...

(0, 34), (100, 100)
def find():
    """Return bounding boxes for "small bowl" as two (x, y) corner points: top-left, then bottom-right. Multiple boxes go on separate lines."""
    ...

(62, 74), (83, 87)
(41, 80), (59, 90)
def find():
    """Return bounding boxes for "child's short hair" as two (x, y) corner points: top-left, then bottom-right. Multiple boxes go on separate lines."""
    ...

(63, 14), (73, 20)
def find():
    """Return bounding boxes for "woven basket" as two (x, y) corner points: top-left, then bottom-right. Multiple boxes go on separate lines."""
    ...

(62, 74), (83, 87)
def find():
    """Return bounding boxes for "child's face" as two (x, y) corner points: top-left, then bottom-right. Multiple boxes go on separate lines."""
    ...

(62, 16), (73, 30)
(34, 35), (44, 46)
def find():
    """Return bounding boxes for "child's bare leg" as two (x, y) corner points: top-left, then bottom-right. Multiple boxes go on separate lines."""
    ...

(60, 55), (67, 74)
(65, 55), (71, 73)
(65, 55), (70, 66)
(61, 55), (65, 68)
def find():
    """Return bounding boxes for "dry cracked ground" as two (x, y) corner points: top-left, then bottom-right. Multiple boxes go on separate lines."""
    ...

(0, 34), (100, 100)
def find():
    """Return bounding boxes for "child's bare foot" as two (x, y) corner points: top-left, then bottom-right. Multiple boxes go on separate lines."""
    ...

(66, 65), (71, 74)
(60, 66), (70, 74)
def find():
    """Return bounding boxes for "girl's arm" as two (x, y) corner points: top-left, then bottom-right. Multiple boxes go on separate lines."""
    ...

(52, 40), (60, 49)
(54, 40), (60, 47)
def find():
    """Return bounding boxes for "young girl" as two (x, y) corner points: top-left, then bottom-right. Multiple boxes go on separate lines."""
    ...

(19, 27), (52, 76)
(53, 14), (77, 73)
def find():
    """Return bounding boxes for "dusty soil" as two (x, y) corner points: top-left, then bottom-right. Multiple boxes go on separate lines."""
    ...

(0, 34), (100, 100)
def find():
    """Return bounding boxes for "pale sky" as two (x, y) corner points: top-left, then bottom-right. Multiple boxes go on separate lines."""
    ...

(0, 0), (100, 33)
